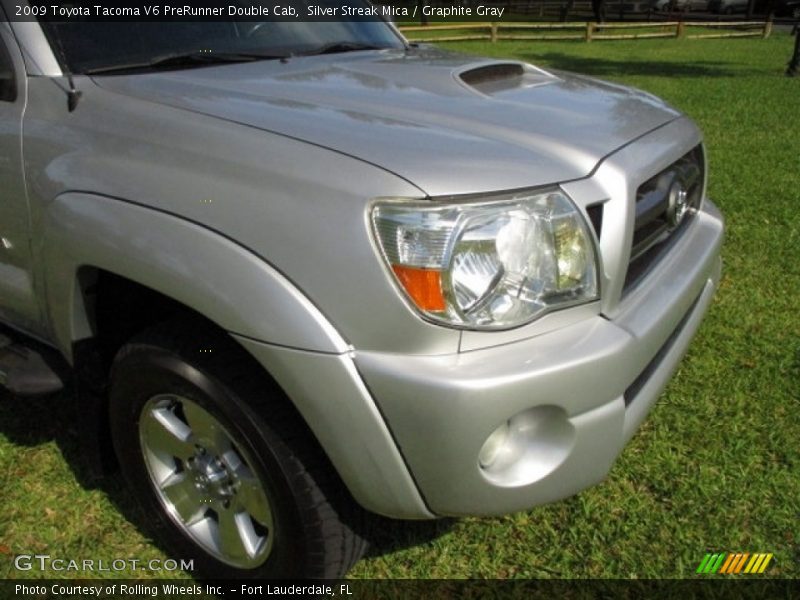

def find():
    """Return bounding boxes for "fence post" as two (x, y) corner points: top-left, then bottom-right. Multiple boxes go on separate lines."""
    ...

(762, 19), (772, 39)
(491, 22), (498, 43)
(586, 21), (594, 42)
(676, 20), (685, 38)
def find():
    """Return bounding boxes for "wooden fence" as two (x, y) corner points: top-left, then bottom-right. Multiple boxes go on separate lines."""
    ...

(399, 20), (773, 42)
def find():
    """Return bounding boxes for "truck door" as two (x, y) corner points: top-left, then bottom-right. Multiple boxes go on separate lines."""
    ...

(0, 21), (39, 334)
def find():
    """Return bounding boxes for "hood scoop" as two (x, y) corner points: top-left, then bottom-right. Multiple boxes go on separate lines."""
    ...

(459, 63), (525, 86)
(456, 62), (557, 95)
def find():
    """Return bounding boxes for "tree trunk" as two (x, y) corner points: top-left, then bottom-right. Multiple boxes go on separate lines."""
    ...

(788, 24), (800, 76)
(592, 0), (607, 21)
(560, 0), (575, 21)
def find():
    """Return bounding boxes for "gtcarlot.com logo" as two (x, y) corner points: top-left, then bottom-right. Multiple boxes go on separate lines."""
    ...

(13, 554), (194, 573)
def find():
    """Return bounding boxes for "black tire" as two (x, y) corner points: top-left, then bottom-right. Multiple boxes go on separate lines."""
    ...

(108, 319), (367, 579)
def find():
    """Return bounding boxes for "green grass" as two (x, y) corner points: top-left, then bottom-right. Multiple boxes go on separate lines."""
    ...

(2, 35), (799, 580)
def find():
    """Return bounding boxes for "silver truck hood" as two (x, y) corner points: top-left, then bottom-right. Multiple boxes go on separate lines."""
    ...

(94, 47), (681, 196)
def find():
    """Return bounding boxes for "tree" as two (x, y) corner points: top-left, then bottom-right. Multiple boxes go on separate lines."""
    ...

(592, 0), (607, 21)
(788, 24), (800, 76)
(560, 0), (576, 21)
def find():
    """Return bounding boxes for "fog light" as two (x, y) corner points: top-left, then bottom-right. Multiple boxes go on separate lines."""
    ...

(478, 421), (510, 469)
(477, 406), (576, 487)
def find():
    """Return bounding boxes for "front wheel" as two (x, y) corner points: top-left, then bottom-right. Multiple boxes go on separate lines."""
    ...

(108, 321), (367, 578)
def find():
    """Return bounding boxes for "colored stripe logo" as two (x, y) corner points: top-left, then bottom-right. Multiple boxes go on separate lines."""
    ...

(696, 552), (773, 574)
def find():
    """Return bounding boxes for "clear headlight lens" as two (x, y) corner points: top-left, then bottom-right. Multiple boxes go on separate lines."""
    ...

(372, 189), (599, 330)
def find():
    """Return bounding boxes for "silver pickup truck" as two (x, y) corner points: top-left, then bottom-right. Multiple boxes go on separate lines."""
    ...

(0, 5), (723, 579)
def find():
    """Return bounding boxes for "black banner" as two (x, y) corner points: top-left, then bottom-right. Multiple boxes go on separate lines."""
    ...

(2, 579), (799, 600)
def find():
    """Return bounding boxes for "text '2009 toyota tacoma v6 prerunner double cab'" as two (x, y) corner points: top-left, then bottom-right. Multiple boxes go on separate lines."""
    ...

(0, 3), (723, 578)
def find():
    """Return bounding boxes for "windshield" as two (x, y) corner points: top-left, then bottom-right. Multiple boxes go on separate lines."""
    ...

(43, 3), (404, 74)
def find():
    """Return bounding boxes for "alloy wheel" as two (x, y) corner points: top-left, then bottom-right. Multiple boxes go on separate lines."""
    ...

(138, 394), (274, 568)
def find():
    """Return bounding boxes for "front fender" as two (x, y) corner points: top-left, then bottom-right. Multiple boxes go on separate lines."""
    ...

(41, 192), (433, 517)
(42, 192), (349, 358)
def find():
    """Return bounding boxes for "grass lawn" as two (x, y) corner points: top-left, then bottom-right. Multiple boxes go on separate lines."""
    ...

(1, 34), (799, 580)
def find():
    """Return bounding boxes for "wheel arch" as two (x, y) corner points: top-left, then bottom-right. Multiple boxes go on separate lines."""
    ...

(39, 192), (346, 477)
(42, 192), (350, 361)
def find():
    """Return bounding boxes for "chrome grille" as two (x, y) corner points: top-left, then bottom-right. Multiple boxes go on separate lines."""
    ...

(624, 145), (705, 291)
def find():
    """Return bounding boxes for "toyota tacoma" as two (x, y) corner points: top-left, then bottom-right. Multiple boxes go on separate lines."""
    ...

(0, 4), (724, 578)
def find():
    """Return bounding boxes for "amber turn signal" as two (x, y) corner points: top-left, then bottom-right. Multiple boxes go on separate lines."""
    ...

(391, 265), (446, 312)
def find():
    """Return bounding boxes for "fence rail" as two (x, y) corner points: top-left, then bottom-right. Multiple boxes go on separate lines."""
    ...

(399, 20), (772, 42)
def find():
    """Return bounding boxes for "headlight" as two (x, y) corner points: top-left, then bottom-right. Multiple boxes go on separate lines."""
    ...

(371, 189), (599, 330)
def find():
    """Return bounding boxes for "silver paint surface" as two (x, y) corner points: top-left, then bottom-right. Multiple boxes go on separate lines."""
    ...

(0, 15), (724, 517)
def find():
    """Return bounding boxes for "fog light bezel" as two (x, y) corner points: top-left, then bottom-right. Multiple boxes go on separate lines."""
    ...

(477, 406), (576, 488)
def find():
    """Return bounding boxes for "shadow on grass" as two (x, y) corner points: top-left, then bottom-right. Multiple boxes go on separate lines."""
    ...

(360, 515), (456, 560)
(0, 387), (141, 535)
(0, 388), (105, 488)
(0, 389), (453, 566)
(521, 53), (750, 78)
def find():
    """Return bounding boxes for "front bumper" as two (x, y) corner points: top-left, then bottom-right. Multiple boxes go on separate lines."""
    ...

(354, 198), (723, 516)
(237, 197), (722, 519)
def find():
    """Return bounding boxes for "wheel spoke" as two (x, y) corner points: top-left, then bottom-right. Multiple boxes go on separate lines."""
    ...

(234, 467), (272, 526)
(186, 514), (216, 550)
(216, 508), (263, 560)
(181, 401), (230, 454)
(160, 472), (207, 526)
(141, 406), (195, 461)
(219, 448), (244, 472)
